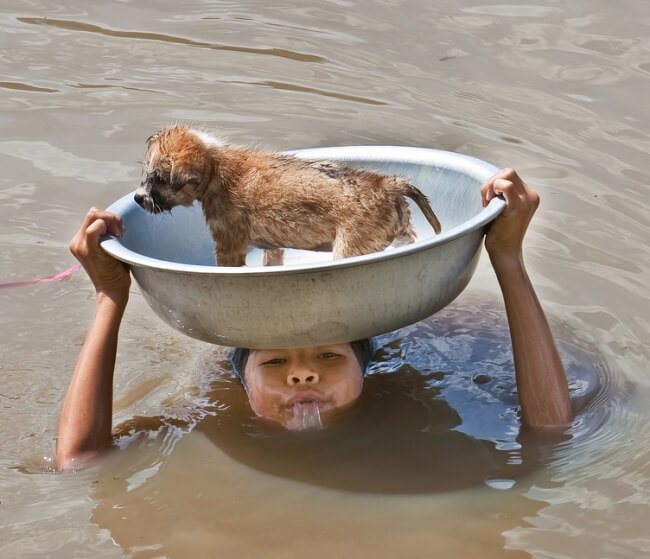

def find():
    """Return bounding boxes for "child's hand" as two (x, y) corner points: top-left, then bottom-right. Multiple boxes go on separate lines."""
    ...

(69, 208), (131, 300)
(480, 168), (540, 258)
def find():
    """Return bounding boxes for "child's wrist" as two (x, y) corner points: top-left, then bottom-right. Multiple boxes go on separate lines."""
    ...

(488, 249), (525, 275)
(96, 289), (129, 311)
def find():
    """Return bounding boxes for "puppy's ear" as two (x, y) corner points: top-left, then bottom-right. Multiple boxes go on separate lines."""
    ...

(170, 163), (201, 193)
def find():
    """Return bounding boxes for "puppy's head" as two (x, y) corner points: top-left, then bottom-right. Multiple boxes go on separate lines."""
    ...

(134, 125), (210, 214)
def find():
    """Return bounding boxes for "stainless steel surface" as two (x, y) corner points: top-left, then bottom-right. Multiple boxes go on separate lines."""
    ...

(102, 146), (504, 348)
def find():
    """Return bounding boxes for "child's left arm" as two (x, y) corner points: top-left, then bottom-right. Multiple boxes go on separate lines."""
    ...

(482, 169), (572, 429)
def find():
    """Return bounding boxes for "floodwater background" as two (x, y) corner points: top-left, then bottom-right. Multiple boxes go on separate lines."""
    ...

(0, 0), (649, 557)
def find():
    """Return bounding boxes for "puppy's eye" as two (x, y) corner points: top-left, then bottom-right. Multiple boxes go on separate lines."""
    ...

(151, 172), (166, 186)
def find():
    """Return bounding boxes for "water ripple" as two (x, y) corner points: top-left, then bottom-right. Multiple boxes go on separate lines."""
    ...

(17, 16), (326, 63)
(235, 79), (388, 106)
(0, 81), (59, 93)
(0, 140), (132, 184)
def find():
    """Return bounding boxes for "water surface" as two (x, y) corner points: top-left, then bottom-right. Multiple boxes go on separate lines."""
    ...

(1, 1), (649, 557)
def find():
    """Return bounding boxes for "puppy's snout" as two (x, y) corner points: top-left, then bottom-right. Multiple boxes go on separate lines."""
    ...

(134, 192), (145, 207)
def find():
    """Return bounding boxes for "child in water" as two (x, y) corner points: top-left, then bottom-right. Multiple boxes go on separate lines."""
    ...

(56, 168), (572, 471)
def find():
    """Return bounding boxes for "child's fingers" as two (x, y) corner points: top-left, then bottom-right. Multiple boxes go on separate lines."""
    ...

(482, 167), (527, 203)
(79, 208), (123, 237)
(72, 219), (108, 260)
(494, 171), (539, 211)
(496, 167), (520, 184)
(496, 168), (530, 197)
(481, 177), (497, 207)
(85, 218), (108, 244)
(78, 207), (100, 231)
(481, 176), (510, 207)
(100, 214), (123, 237)
(89, 211), (123, 237)
(70, 209), (123, 261)
(492, 178), (517, 207)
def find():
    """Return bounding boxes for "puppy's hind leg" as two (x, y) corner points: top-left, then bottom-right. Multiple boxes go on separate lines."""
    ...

(263, 248), (285, 266)
(332, 227), (391, 260)
(392, 198), (416, 248)
(392, 225), (416, 248)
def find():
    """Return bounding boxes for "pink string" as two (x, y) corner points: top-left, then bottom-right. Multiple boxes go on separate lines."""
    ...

(0, 263), (81, 289)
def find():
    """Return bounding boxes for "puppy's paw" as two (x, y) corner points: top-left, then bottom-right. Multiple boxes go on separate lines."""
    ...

(263, 248), (285, 266)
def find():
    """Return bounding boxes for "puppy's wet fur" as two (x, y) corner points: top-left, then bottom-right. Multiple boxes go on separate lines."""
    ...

(134, 124), (441, 266)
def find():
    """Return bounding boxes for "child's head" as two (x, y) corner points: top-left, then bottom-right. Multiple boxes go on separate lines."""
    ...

(230, 339), (373, 380)
(230, 340), (373, 430)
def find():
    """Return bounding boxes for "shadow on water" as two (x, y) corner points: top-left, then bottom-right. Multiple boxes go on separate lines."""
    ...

(198, 368), (564, 494)
(94, 293), (612, 496)
(66, 294), (624, 558)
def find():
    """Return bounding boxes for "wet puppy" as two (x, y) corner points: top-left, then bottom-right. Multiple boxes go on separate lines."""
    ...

(134, 124), (441, 266)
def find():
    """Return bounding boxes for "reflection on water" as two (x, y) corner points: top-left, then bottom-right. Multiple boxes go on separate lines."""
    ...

(1, 0), (649, 557)
(194, 371), (556, 494)
(68, 296), (606, 558)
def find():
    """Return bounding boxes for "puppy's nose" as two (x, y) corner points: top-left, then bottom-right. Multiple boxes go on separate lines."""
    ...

(134, 193), (145, 206)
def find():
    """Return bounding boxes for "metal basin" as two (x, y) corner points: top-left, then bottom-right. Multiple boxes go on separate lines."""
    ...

(101, 146), (504, 348)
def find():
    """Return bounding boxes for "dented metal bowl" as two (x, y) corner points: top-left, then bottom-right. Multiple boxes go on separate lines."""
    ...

(101, 146), (504, 348)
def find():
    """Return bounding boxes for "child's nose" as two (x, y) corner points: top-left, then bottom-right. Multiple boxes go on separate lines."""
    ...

(287, 368), (320, 386)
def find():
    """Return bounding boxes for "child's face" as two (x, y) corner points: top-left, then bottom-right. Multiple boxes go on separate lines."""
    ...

(243, 344), (364, 430)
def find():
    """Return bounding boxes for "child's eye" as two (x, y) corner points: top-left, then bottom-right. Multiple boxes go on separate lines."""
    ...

(261, 358), (286, 366)
(320, 352), (340, 360)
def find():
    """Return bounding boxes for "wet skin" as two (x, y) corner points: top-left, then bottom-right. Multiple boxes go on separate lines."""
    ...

(243, 344), (364, 429)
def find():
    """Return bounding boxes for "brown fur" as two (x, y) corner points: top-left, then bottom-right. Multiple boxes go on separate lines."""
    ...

(134, 124), (441, 266)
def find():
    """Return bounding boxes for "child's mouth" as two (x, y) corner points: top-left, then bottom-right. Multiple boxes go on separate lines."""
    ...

(286, 400), (323, 431)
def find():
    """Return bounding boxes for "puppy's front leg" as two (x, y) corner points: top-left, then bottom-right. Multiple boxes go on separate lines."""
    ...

(216, 245), (247, 267)
(263, 248), (284, 266)
(332, 227), (391, 260)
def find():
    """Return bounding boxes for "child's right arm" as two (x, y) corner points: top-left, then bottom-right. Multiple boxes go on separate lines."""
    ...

(56, 209), (130, 471)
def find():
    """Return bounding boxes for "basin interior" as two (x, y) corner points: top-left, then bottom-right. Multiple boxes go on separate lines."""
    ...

(117, 151), (490, 267)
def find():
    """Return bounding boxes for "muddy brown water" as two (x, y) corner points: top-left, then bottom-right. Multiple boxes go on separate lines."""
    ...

(1, 1), (649, 557)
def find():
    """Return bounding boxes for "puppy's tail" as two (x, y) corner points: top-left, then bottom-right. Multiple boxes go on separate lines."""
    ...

(402, 181), (442, 234)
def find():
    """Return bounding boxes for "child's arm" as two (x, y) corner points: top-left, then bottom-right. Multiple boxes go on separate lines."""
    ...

(481, 169), (572, 429)
(56, 209), (131, 470)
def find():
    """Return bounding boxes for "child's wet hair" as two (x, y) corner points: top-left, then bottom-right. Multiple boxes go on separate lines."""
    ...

(230, 339), (374, 381)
